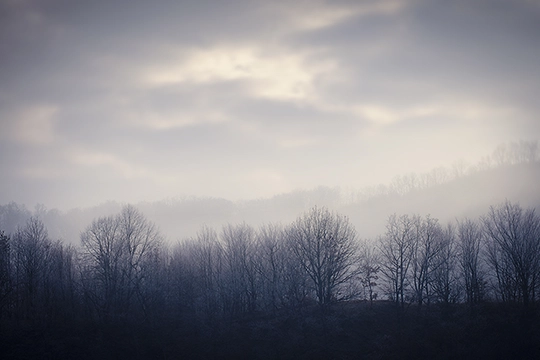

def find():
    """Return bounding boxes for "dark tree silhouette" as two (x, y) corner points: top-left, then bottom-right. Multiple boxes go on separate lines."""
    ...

(0, 231), (11, 320)
(11, 217), (52, 321)
(378, 214), (417, 308)
(483, 201), (540, 307)
(288, 206), (358, 307)
(358, 240), (380, 305)
(457, 218), (485, 308)
(80, 205), (162, 320)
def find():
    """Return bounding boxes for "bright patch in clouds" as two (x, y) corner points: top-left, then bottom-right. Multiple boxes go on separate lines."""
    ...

(0, 0), (538, 209)
(141, 46), (334, 101)
(276, 0), (405, 31)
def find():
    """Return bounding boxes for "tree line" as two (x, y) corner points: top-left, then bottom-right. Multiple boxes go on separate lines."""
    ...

(0, 201), (539, 329)
(349, 140), (539, 202)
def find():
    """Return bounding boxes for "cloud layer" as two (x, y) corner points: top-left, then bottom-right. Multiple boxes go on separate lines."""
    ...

(1, 0), (539, 209)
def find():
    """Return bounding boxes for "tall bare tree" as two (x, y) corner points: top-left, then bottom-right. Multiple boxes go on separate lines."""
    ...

(80, 215), (122, 319)
(358, 240), (380, 305)
(256, 223), (309, 311)
(483, 201), (540, 308)
(0, 231), (11, 320)
(171, 226), (223, 320)
(80, 205), (162, 320)
(192, 225), (222, 319)
(220, 223), (259, 315)
(411, 215), (444, 307)
(378, 214), (418, 308)
(288, 206), (358, 307)
(431, 223), (460, 305)
(457, 218), (485, 307)
(257, 223), (287, 312)
(117, 205), (163, 312)
(11, 217), (52, 321)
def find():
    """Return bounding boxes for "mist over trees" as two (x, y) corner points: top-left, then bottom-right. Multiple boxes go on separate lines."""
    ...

(288, 207), (358, 306)
(1, 199), (540, 358)
(2, 201), (540, 312)
(1, 140), (539, 245)
(483, 202), (540, 307)
(1, 141), (540, 358)
(79, 205), (163, 321)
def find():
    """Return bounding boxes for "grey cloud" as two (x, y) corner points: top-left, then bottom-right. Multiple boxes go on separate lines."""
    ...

(1, 0), (539, 210)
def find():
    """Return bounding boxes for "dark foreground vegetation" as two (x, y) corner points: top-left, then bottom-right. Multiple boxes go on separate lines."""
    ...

(2, 184), (540, 358)
(1, 301), (539, 359)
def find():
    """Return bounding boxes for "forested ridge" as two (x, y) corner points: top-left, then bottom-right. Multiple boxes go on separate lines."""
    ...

(1, 142), (540, 359)
(1, 200), (540, 359)
(2, 0), (539, 353)
(2, 141), (540, 244)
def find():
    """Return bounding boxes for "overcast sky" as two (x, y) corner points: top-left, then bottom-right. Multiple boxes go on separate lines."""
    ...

(1, 0), (539, 210)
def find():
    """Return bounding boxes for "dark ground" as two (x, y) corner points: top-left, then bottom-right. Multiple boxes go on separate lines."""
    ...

(1, 301), (539, 360)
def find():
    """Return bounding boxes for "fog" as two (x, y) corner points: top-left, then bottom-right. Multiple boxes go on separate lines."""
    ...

(2, 1), (540, 358)
(2, 0), (540, 211)
(1, 141), (539, 244)
(1, 144), (540, 359)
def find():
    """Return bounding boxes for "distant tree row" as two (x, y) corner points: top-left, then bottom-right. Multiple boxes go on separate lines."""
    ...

(350, 140), (540, 201)
(377, 203), (540, 311)
(1, 201), (539, 328)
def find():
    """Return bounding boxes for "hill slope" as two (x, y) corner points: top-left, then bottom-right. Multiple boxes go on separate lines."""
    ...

(1, 162), (539, 243)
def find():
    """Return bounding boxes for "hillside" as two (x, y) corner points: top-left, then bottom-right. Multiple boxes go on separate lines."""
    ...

(1, 161), (539, 243)
(343, 161), (540, 238)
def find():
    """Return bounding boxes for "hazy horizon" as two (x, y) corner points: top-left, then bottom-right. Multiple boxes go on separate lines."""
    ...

(1, 140), (535, 214)
(2, 0), (540, 210)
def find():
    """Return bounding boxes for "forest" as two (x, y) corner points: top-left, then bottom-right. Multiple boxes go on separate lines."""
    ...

(1, 142), (540, 359)
(3, 0), (540, 356)
(1, 198), (540, 359)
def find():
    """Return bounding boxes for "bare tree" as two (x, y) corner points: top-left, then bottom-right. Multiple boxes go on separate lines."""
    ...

(43, 240), (78, 323)
(257, 223), (287, 312)
(457, 218), (485, 307)
(483, 201), (540, 308)
(431, 223), (460, 305)
(411, 215), (444, 307)
(378, 214), (418, 308)
(7, 218), (79, 324)
(358, 240), (380, 305)
(169, 239), (199, 318)
(288, 206), (358, 307)
(220, 223), (259, 315)
(192, 225), (222, 319)
(0, 231), (11, 319)
(11, 217), (52, 321)
(80, 205), (162, 320)
(80, 215), (122, 319)
(256, 223), (310, 311)
(171, 226), (223, 320)
(135, 240), (168, 323)
(485, 235), (517, 302)
(116, 205), (163, 313)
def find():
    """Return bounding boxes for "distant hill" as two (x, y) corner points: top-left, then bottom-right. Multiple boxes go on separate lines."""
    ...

(77, 160), (540, 243)
(1, 161), (539, 245)
(342, 161), (540, 239)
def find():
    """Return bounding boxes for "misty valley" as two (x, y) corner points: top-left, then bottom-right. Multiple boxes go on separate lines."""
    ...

(1, 143), (540, 359)
(3, 0), (540, 357)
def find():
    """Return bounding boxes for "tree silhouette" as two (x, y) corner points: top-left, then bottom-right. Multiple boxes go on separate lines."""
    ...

(288, 206), (358, 307)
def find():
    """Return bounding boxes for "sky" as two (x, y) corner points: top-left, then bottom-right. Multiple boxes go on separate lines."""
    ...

(1, 0), (540, 210)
